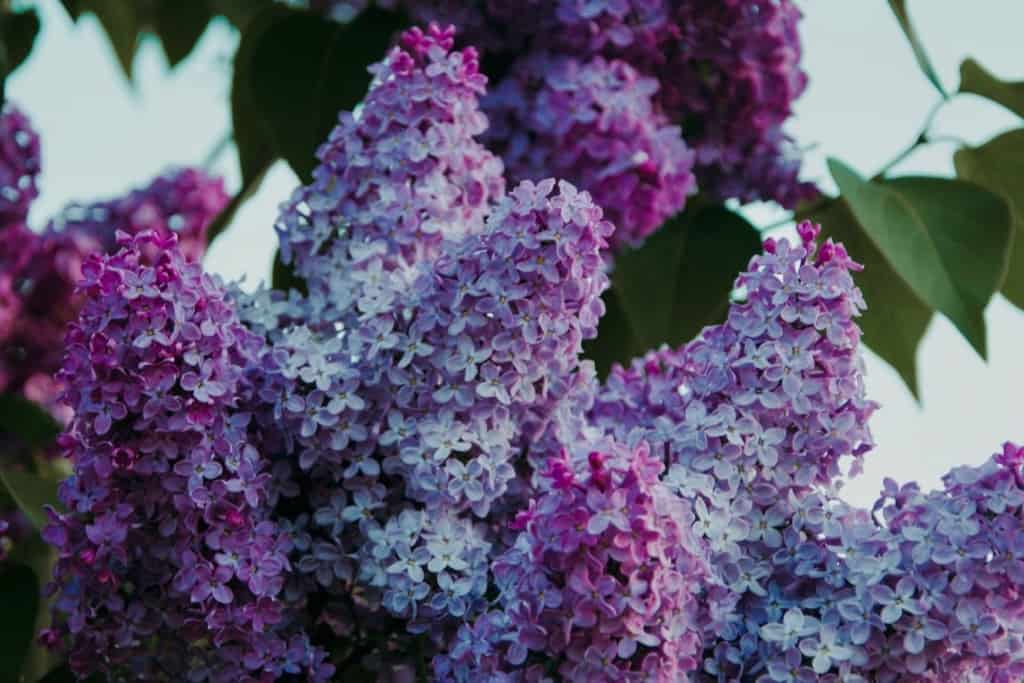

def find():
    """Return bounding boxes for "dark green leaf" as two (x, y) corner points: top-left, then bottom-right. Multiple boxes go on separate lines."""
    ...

(959, 58), (1024, 119)
(829, 158), (1011, 358)
(247, 6), (403, 181)
(887, 0), (946, 97)
(78, 0), (140, 81)
(0, 563), (40, 680)
(230, 4), (289, 186)
(810, 199), (931, 399)
(272, 249), (307, 295)
(38, 664), (75, 683)
(587, 206), (761, 374)
(210, 0), (275, 29)
(155, 0), (212, 67)
(1, 8), (41, 73)
(59, 1), (82, 20)
(206, 162), (269, 246)
(0, 469), (62, 531)
(955, 129), (1024, 309)
(583, 290), (641, 379)
(0, 395), (60, 451)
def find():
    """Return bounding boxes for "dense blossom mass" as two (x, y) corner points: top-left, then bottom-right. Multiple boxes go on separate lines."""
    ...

(34, 23), (1024, 683)
(300, 0), (816, 214)
(43, 232), (330, 680)
(485, 52), (695, 248)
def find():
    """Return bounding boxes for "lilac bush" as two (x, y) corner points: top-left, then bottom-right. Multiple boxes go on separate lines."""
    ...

(35, 23), (1024, 682)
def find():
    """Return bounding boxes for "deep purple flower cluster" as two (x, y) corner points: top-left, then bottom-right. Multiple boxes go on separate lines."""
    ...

(1, 103), (227, 409)
(436, 439), (717, 681)
(49, 167), (228, 262)
(0, 103), (41, 224)
(0, 105), (228, 565)
(485, 53), (695, 248)
(42, 23), (1024, 683)
(304, 0), (814, 242)
(43, 231), (331, 681)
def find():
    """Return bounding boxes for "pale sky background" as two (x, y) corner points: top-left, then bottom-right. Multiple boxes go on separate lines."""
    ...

(8, 1), (1024, 508)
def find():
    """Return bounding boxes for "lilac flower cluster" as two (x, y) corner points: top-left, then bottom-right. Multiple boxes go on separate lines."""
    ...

(1, 104), (227, 409)
(484, 53), (695, 248)
(48, 166), (228, 262)
(436, 439), (718, 681)
(305, 0), (813, 243)
(0, 103), (40, 224)
(43, 231), (331, 681)
(276, 23), (505, 323)
(268, 29), (611, 634)
(41, 23), (1024, 683)
(0, 104), (228, 565)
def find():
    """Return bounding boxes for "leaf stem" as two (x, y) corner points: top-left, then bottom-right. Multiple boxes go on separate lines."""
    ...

(203, 132), (233, 170)
(871, 97), (952, 180)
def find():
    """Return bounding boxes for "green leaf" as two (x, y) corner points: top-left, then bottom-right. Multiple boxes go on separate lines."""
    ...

(59, 1), (82, 20)
(1, 8), (41, 73)
(0, 7), (41, 106)
(78, 0), (140, 81)
(828, 158), (1011, 358)
(810, 199), (931, 399)
(210, 0), (275, 29)
(246, 6), (403, 182)
(583, 290), (641, 378)
(586, 205), (761, 374)
(0, 396), (60, 451)
(959, 58), (1024, 119)
(272, 249), (307, 295)
(0, 563), (40, 679)
(230, 5), (290, 186)
(955, 129), (1024, 310)
(887, 0), (947, 97)
(206, 162), (269, 247)
(0, 469), (62, 531)
(155, 0), (212, 67)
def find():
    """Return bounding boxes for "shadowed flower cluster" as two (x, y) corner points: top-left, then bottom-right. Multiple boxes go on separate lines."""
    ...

(302, 0), (816, 244)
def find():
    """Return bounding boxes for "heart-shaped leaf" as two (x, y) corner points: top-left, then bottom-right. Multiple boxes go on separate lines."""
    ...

(245, 6), (403, 182)
(954, 128), (1024, 310)
(587, 205), (761, 375)
(959, 58), (1024, 119)
(829, 158), (1011, 358)
(77, 0), (140, 81)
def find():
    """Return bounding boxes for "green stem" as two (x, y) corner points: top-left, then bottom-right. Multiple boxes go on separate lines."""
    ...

(203, 132), (233, 170)
(871, 97), (952, 180)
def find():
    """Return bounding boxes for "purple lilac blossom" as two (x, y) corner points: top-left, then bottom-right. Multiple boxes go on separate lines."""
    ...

(434, 437), (720, 681)
(541, 0), (816, 206)
(276, 23), (505, 325)
(484, 52), (695, 248)
(0, 103), (41, 224)
(301, 1), (815, 212)
(42, 231), (332, 681)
